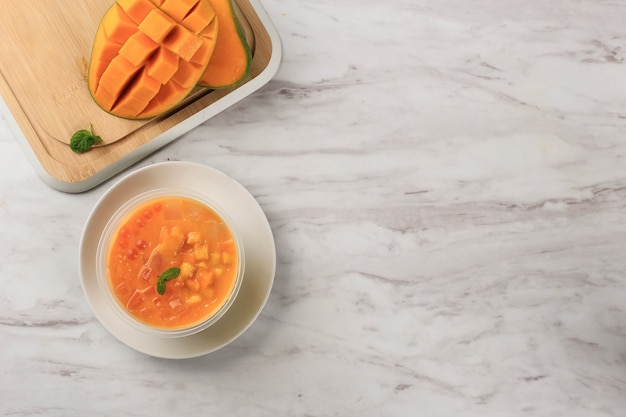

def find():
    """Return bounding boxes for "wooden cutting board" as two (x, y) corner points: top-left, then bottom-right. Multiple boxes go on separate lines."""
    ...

(0, 0), (277, 191)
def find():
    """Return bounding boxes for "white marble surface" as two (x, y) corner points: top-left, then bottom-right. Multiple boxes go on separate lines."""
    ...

(1, 0), (626, 415)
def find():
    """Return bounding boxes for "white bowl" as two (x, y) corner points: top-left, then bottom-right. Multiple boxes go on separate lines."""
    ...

(79, 161), (276, 358)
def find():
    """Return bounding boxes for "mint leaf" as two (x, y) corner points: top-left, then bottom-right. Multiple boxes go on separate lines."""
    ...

(156, 279), (167, 295)
(70, 126), (103, 154)
(156, 267), (181, 295)
(160, 267), (181, 281)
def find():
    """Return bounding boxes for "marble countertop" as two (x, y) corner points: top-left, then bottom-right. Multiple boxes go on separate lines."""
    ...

(1, 0), (626, 415)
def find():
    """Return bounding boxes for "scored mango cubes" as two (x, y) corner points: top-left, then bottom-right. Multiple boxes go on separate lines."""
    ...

(88, 0), (218, 119)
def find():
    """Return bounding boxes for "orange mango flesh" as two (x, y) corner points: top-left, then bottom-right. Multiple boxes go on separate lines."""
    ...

(139, 9), (176, 43)
(102, 4), (137, 43)
(107, 196), (239, 330)
(161, 0), (199, 22)
(88, 0), (218, 119)
(145, 47), (179, 84)
(198, 0), (251, 88)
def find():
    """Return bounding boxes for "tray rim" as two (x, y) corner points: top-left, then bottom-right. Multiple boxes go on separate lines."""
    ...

(0, 0), (282, 193)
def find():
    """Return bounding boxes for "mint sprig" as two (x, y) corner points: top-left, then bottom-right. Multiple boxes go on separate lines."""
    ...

(156, 267), (181, 295)
(70, 125), (103, 154)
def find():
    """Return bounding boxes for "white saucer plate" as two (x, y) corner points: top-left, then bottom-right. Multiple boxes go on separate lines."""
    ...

(79, 161), (276, 359)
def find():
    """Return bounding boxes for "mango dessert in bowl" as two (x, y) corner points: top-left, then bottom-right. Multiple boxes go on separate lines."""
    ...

(96, 189), (245, 338)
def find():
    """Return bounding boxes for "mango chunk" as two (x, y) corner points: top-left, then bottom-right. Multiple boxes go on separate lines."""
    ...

(118, 32), (159, 67)
(146, 47), (179, 84)
(179, 262), (196, 279)
(171, 59), (203, 89)
(112, 69), (161, 117)
(190, 20), (218, 65)
(102, 4), (138, 43)
(92, 87), (118, 113)
(89, 26), (122, 91)
(196, 268), (214, 289)
(181, 0), (216, 33)
(97, 55), (141, 97)
(163, 26), (203, 62)
(139, 81), (186, 118)
(193, 243), (209, 261)
(185, 280), (200, 292)
(187, 294), (202, 304)
(186, 231), (201, 245)
(138, 8), (176, 43)
(160, 0), (199, 22)
(117, 0), (155, 24)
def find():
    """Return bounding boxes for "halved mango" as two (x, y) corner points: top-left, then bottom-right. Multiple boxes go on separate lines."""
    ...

(198, 0), (251, 89)
(88, 0), (219, 119)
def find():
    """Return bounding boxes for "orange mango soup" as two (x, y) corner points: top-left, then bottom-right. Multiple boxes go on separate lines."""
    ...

(106, 196), (239, 329)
